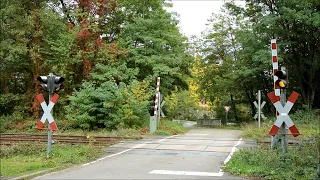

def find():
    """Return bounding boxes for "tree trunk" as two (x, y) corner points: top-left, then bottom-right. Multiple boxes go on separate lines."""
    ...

(230, 94), (239, 122)
(245, 88), (256, 117)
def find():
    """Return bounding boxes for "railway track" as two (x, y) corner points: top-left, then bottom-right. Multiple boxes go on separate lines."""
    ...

(0, 133), (141, 146)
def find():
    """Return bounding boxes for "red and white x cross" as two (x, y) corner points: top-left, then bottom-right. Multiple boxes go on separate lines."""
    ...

(268, 91), (300, 137)
(36, 93), (59, 131)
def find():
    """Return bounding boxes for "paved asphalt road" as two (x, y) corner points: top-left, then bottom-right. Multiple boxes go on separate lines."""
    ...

(34, 126), (250, 179)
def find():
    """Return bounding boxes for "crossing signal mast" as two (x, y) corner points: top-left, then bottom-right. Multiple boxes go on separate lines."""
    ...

(275, 67), (288, 89)
(36, 72), (64, 156)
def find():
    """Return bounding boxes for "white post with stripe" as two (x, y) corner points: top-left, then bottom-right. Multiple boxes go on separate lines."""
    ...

(271, 39), (280, 96)
(154, 77), (160, 117)
(271, 39), (281, 149)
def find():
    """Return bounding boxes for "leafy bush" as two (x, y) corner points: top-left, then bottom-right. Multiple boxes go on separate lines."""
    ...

(155, 119), (188, 135)
(164, 90), (199, 121)
(224, 140), (319, 180)
(0, 115), (38, 133)
(66, 64), (152, 130)
(291, 109), (320, 124)
(0, 93), (29, 118)
(0, 93), (26, 116)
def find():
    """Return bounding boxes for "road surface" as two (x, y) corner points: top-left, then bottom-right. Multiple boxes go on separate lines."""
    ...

(34, 127), (249, 179)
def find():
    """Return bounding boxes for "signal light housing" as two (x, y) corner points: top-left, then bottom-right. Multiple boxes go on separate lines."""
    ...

(37, 76), (48, 91)
(54, 76), (64, 92)
(275, 69), (288, 89)
(37, 73), (64, 93)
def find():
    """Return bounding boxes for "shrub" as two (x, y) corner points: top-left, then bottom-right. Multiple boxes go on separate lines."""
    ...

(164, 90), (200, 121)
(291, 109), (320, 124)
(224, 140), (319, 180)
(0, 93), (28, 116)
(66, 64), (152, 131)
(155, 119), (188, 135)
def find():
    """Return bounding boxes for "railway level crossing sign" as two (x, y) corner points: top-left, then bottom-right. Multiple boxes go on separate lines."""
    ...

(224, 106), (231, 125)
(267, 91), (300, 137)
(253, 101), (266, 119)
(36, 93), (59, 131)
(224, 106), (231, 112)
(160, 99), (166, 117)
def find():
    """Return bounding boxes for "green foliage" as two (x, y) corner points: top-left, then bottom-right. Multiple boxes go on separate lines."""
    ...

(291, 109), (320, 124)
(0, 143), (104, 177)
(1, 0), (193, 132)
(164, 90), (200, 121)
(155, 119), (188, 135)
(0, 94), (28, 116)
(241, 122), (271, 140)
(0, 143), (45, 157)
(118, 3), (192, 94)
(66, 64), (152, 130)
(224, 142), (319, 180)
(194, 0), (320, 125)
(242, 110), (319, 140)
(0, 116), (38, 133)
(227, 110), (320, 179)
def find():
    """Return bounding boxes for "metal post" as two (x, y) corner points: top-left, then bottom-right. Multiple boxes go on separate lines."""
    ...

(258, 90), (261, 129)
(225, 111), (228, 125)
(157, 92), (161, 125)
(280, 88), (288, 153)
(47, 72), (55, 156)
(149, 116), (157, 133)
(47, 92), (52, 156)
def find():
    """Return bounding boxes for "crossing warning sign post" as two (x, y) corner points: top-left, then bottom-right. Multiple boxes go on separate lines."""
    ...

(268, 90), (300, 153)
(269, 40), (301, 153)
(37, 73), (64, 156)
(253, 90), (266, 128)
(36, 93), (59, 131)
(224, 106), (231, 125)
(268, 91), (300, 136)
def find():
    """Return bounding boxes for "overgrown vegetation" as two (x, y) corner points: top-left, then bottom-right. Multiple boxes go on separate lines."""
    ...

(154, 119), (189, 135)
(0, 0), (194, 131)
(224, 110), (320, 180)
(225, 142), (319, 180)
(1, 0), (319, 133)
(191, 0), (320, 122)
(0, 143), (104, 178)
(0, 119), (188, 178)
(242, 109), (320, 140)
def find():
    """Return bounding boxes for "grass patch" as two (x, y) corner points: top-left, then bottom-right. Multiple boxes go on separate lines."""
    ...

(0, 143), (104, 178)
(241, 122), (272, 141)
(55, 128), (143, 138)
(225, 110), (320, 180)
(155, 119), (189, 135)
(212, 125), (243, 130)
(224, 141), (319, 180)
(193, 124), (243, 130)
(2, 128), (144, 142)
(241, 120), (320, 141)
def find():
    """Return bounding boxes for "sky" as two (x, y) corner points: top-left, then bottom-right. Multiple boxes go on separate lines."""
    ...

(168, 0), (245, 37)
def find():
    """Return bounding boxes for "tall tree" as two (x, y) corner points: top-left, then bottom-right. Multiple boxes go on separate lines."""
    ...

(240, 0), (320, 108)
(118, 2), (192, 95)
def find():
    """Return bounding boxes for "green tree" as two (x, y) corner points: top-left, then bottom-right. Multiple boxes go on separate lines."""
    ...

(232, 0), (320, 108)
(118, 2), (193, 95)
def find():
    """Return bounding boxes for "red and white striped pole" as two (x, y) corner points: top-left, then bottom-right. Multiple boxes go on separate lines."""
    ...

(154, 77), (160, 117)
(271, 39), (280, 97)
(271, 39), (281, 123)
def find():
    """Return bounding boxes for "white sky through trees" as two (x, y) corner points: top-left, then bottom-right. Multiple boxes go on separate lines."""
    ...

(169, 0), (245, 37)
